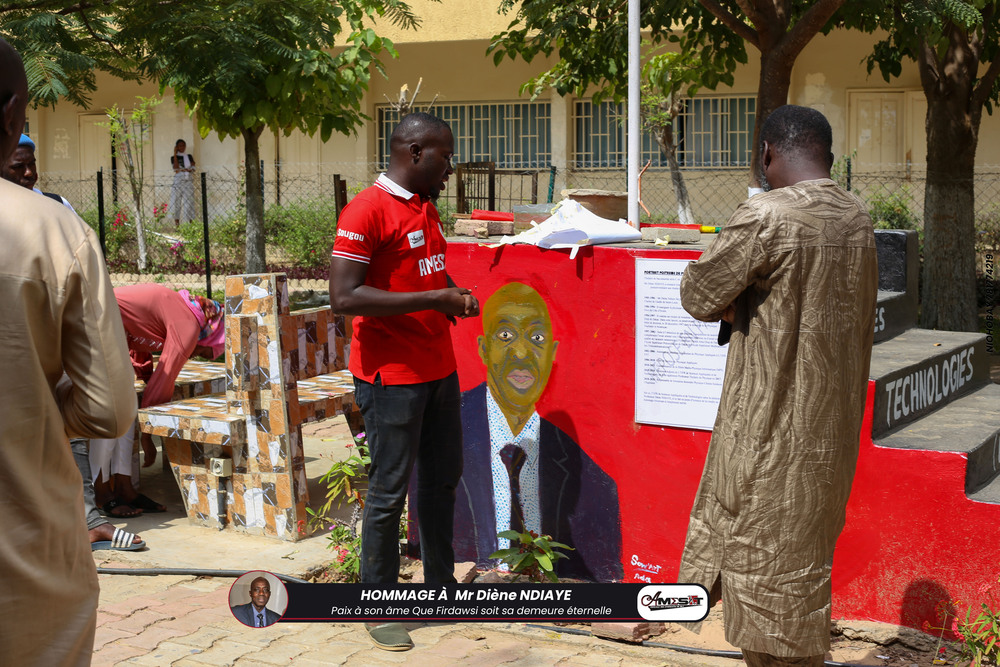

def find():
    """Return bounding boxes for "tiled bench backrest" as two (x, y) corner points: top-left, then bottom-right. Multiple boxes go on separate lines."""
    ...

(219, 273), (350, 539)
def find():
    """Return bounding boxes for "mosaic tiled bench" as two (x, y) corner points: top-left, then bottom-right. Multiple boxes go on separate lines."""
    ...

(137, 273), (357, 541)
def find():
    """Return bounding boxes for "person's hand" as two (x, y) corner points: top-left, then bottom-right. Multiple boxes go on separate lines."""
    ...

(436, 287), (476, 318)
(140, 432), (157, 467)
(461, 292), (479, 318)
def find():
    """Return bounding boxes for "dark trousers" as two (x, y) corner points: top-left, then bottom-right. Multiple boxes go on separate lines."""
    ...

(354, 371), (463, 585)
(70, 438), (106, 531)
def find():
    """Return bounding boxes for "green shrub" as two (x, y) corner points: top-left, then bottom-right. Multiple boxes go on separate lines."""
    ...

(265, 200), (339, 269)
(869, 188), (921, 231)
(976, 204), (1000, 255)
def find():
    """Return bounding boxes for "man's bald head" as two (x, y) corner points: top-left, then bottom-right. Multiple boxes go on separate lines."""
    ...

(0, 39), (28, 165)
(389, 112), (450, 154)
(385, 112), (454, 200)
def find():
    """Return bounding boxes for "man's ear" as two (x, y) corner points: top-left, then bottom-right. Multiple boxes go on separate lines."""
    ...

(2, 92), (21, 137)
(477, 334), (487, 365)
(409, 142), (421, 163)
(761, 140), (772, 170)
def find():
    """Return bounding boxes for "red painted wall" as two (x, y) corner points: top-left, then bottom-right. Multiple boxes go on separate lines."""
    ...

(447, 240), (1000, 629)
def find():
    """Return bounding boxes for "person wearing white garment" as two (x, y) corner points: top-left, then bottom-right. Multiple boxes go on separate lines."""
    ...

(170, 138), (196, 225)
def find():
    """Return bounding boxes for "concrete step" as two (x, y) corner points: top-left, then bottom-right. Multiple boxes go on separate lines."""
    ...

(873, 290), (916, 344)
(971, 471), (1000, 505)
(875, 382), (1000, 496)
(869, 328), (990, 437)
(873, 230), (918, 343)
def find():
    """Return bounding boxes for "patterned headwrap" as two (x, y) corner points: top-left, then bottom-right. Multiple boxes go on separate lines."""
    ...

(178, 289), (225, 359)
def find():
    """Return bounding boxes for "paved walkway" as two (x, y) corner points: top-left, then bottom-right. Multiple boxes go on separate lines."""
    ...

(91, 416), (731, 667)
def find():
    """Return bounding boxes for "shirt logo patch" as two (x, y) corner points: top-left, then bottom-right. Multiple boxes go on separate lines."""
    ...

(337, 228), (365, 242)
(408, 230), (425, 249)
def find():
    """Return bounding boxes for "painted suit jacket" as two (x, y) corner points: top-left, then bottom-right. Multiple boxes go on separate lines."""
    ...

(453, 383), (623, 581)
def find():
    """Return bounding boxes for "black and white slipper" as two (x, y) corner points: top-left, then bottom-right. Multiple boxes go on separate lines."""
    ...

(91, 527), (146, 552)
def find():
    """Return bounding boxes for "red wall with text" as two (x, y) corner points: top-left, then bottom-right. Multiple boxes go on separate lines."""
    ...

(446, 240), (1000, 630)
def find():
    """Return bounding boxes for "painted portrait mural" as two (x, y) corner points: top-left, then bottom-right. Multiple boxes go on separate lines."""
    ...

(452, 282), (623, 581)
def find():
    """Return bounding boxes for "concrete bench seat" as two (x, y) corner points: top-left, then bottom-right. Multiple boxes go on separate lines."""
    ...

(138, 369), (355, 446)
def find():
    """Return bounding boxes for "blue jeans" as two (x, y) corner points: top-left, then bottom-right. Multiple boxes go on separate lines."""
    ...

(354, 371), (463, 585)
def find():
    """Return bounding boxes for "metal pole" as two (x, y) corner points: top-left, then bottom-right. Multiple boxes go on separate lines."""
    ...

(97, 169), (106, 258)
(201, 172), (212, 299)
(627, 0), (640, 227)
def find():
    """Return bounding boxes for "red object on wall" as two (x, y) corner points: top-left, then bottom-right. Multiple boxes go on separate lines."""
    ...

(446, 239), (1000, 629)
(470, 209), (515, 222)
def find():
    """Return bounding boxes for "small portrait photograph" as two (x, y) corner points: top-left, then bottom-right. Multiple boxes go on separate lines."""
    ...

(229, 571), (287, 628)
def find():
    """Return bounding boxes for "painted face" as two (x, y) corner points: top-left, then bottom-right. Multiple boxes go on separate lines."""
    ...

(3, 145), (37, 189)
(250, 579), (270, 609)
(419, 127), (454, 201)
(479, 284), (558, 415)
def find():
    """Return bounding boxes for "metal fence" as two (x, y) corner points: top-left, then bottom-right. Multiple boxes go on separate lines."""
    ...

(36, 160), (1000, 292)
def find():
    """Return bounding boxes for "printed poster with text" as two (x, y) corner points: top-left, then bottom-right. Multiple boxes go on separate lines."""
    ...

(635, 257), (728, 429)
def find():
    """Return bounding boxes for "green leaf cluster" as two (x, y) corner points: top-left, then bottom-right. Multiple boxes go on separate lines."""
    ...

(487, 0), (752, 105)
(489, 529), (573, 583)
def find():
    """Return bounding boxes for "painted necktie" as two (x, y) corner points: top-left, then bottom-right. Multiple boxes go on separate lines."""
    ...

(257, 613), (263, 627)
(500, 444), (527, 534)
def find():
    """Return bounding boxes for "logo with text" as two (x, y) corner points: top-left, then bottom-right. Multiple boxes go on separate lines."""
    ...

(408, 230), (425, 249)
(636, 585), (709, 621)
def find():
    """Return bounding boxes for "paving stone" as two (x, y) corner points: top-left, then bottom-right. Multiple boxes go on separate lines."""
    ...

(423, 636), (489, 659)
(156, 612), (227, 635)
(100, 597), (156, 617)
(94, 626), (135, 651)
(229, 640), (309, 665)
(120, 641), (205, 665)
(342, 647), (410, 664)
(118, 623), (189, 650)
(173, 639), (260, 665)
(108, 607), (176, 634)
(408, 623), (461, 643)
(554, 653), (623, 666)
(281, 624), (358, 645)
(91, 642), (147, 667)
(454, 640), (531, 666)
(494, 647), (578, 666)
(292, 643), (366, 666)
(170, 625), (236, 649)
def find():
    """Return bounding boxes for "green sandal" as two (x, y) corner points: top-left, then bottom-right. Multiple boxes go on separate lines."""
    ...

(364, 623), (413, 651)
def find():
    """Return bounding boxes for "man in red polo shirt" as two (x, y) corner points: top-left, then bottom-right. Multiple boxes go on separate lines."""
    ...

(330, 112), (478, 652)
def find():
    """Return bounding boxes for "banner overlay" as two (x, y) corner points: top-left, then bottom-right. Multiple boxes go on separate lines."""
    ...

(281, 583), (709, 623)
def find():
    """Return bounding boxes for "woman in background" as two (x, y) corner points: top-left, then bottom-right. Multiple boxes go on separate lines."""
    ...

(170, 138), (196, 225)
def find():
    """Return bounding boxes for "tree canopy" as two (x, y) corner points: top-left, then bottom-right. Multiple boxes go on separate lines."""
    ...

(0, 0), (422, 273)
(489, 0), (847, 186)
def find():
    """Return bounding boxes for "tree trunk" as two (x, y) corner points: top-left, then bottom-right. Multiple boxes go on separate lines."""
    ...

(748, 50), (795, 189)
(919, 89), (980, 331)
(243, 126), (266, 273)
(658, 125), (695, 225)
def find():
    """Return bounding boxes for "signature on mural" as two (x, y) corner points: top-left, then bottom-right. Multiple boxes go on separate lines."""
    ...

(631, 554), (666, 582)
(452, 281), (624, 582)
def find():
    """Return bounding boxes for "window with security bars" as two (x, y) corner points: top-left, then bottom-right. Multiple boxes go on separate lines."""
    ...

(376, 102), (551, 170)
(573, 96), (756, 169)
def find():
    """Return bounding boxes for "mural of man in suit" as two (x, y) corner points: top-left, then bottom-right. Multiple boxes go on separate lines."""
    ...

(454, 282), (623, 581)
(231, 576), (282, 628)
